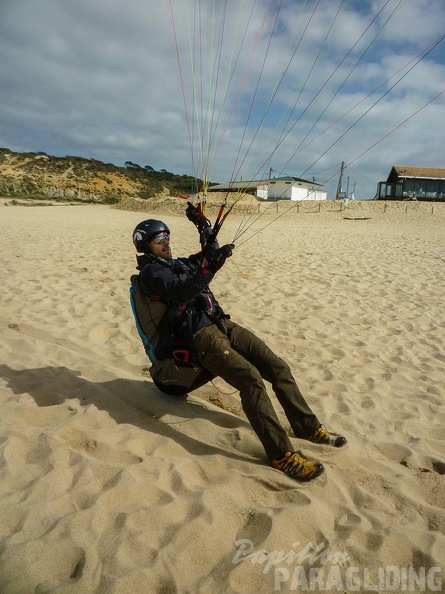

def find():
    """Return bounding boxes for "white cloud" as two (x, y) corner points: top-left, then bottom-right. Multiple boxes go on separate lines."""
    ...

(0, 0), (444, 199)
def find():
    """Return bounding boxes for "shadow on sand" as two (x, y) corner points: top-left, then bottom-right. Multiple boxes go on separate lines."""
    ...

(0, 364), (256, 464)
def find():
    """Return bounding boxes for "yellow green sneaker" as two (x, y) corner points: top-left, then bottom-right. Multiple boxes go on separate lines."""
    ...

(272, 451), (324, 482)
(307, 425), (347, 448)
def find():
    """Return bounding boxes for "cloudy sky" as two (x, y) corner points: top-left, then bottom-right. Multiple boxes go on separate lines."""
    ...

(1, 0), (444, 199)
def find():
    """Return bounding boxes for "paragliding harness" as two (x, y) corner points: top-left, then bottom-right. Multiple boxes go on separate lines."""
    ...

(130, 197), (231, 396)
(129, 274), (213, 396)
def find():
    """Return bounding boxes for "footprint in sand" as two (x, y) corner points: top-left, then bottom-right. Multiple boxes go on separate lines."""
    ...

(0, 539), (86, 590)
(56, 430), (143, 466)
(334, 511), (361, 537)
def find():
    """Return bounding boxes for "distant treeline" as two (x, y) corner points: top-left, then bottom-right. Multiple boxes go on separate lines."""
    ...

(0, 148), (217, 199)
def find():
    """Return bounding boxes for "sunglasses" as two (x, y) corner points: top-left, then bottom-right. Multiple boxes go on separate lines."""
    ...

(152, 234), (170, 244)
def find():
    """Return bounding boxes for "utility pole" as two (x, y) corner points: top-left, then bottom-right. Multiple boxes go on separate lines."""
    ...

(336, 161), (345, 199)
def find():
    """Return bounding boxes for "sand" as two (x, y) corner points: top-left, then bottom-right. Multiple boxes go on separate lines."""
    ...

(0, 198), (444, 593)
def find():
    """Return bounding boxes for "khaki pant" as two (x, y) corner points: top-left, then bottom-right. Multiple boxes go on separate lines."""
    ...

(193, 320), (319, 461)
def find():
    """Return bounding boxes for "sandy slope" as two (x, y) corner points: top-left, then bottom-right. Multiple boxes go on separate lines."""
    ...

(0, 200), (444, 593)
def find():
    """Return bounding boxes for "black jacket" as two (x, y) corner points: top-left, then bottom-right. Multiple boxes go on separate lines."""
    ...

(137, 252), (227, 360)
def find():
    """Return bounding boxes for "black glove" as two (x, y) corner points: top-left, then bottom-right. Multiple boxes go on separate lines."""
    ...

(186, 202), (200, 224)
(205, 244), (234, 273)
(186, 202), (211, 232)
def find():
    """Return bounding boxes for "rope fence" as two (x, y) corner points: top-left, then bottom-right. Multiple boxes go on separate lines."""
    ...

(245, 200), (444, 217)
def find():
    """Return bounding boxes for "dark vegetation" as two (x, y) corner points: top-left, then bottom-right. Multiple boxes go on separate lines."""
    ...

(0, 148), (215, 202)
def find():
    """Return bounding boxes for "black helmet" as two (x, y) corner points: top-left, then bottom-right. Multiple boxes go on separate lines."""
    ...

(133, 219), (170, 253)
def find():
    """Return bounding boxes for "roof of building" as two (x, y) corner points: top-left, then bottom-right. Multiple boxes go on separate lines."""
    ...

(388, 166), (445, 182)
(208, 176), (321, 192)
(269, 176), (320, 185)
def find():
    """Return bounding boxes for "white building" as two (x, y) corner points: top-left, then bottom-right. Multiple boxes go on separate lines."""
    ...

(208, 176), (327, 201)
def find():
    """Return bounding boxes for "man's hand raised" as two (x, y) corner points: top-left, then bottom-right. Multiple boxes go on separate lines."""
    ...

(186, 202), (211, 232)
(204, 244), (235, 272)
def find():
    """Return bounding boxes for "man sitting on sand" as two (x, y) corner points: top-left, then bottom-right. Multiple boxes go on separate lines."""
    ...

(132, 217), (346, 482)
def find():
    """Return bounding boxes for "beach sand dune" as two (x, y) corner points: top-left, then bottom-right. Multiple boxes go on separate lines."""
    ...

(0, 201), (444, 593)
